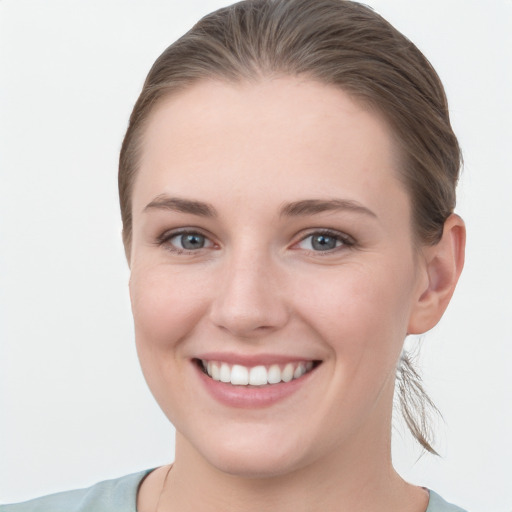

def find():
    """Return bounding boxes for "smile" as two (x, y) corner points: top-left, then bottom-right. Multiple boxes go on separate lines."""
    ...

(198, 359), (316, 386)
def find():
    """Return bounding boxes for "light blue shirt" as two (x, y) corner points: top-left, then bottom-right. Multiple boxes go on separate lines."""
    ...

(0, 470), (468, 511)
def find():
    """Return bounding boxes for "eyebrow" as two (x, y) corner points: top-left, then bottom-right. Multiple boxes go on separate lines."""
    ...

(143, 195), (376, 219)
(144, 195), (217, 217)
(280, 199), (377, 218)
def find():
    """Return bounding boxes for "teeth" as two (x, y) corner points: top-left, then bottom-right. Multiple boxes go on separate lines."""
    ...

(267, 364), (281, 384)
(231, 364), (249, 385)
(281, 363), (294, 382)
(211, 362), (220, 381)
(202, 360), (316, 386)
(249, 365), (267, 386)
(294, 363), (306, 379)
(219, 363), (231, 383)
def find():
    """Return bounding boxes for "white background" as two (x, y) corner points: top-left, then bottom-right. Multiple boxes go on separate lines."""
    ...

(0, 1), (511, 511)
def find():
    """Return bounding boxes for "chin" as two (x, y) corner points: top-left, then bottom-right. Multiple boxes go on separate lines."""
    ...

(205, 447), (305, 479)
(181, 425), (313, 479)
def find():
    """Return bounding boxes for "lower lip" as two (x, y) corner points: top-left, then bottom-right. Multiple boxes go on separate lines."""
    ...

(194, 362), (317, 408)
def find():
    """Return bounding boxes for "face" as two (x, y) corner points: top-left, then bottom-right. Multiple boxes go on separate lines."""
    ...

(129, 78), (429, 477)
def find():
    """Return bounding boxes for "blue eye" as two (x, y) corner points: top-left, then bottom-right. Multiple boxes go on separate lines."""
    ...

(160, 231), (214, 252)
(173, 233), (206, 249)
(297, 231), (352, 252)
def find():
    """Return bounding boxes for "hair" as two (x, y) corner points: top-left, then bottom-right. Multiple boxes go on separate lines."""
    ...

(119, 0), (461, 454)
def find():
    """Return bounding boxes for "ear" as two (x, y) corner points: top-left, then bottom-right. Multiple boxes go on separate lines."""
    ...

(408, 214), (466, 334)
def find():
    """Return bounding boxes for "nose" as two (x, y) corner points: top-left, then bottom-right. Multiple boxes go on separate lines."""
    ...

(209, 251), (290, 339)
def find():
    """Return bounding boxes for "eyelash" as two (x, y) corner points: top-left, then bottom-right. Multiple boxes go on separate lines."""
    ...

(156, 228), (355, 255)
(294, 229), (355, 254)
(156, 229), (215, 255)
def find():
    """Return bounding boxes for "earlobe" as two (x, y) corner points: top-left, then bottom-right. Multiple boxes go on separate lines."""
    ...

(408, 214), (466, 334)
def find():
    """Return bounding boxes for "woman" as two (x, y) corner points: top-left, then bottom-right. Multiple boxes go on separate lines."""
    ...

(1, 0), (467, 510)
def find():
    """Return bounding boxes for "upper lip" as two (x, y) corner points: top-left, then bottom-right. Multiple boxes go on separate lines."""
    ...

(195, 352), (320, 367)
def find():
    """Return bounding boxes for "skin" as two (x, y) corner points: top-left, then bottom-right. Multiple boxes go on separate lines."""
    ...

(128, 78), (465, 512)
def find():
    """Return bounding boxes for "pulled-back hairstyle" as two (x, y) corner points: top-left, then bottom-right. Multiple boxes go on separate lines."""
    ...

(119, 0), (461, 454)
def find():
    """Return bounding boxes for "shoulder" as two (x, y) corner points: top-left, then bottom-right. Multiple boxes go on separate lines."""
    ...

(426, 490), (468, 512)
(0, 470), (153, 512)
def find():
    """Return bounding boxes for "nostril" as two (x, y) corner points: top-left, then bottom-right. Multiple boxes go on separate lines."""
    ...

(210, 303), (290, 338)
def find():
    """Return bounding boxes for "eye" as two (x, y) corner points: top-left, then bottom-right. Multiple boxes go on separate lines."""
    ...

(296, 230), (353, 252)
(158, 230), (215, 253)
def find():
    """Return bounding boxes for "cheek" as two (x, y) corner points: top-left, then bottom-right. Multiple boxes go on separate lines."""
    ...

(130, 265), (209, 352)
(296, 260), (415, 359)
(129, 265), (211, 422)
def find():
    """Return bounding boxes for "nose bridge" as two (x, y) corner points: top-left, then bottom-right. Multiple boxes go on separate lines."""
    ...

(209, 240), (288, 337)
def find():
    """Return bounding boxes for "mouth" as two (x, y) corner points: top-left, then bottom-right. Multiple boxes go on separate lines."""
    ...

(195, 358), (320, 386)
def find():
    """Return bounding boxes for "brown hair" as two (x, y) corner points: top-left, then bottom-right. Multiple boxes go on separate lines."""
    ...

(119, 0), (461, 453)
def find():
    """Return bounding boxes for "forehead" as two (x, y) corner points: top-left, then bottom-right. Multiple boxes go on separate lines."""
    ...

(133, 77), (408, 220)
